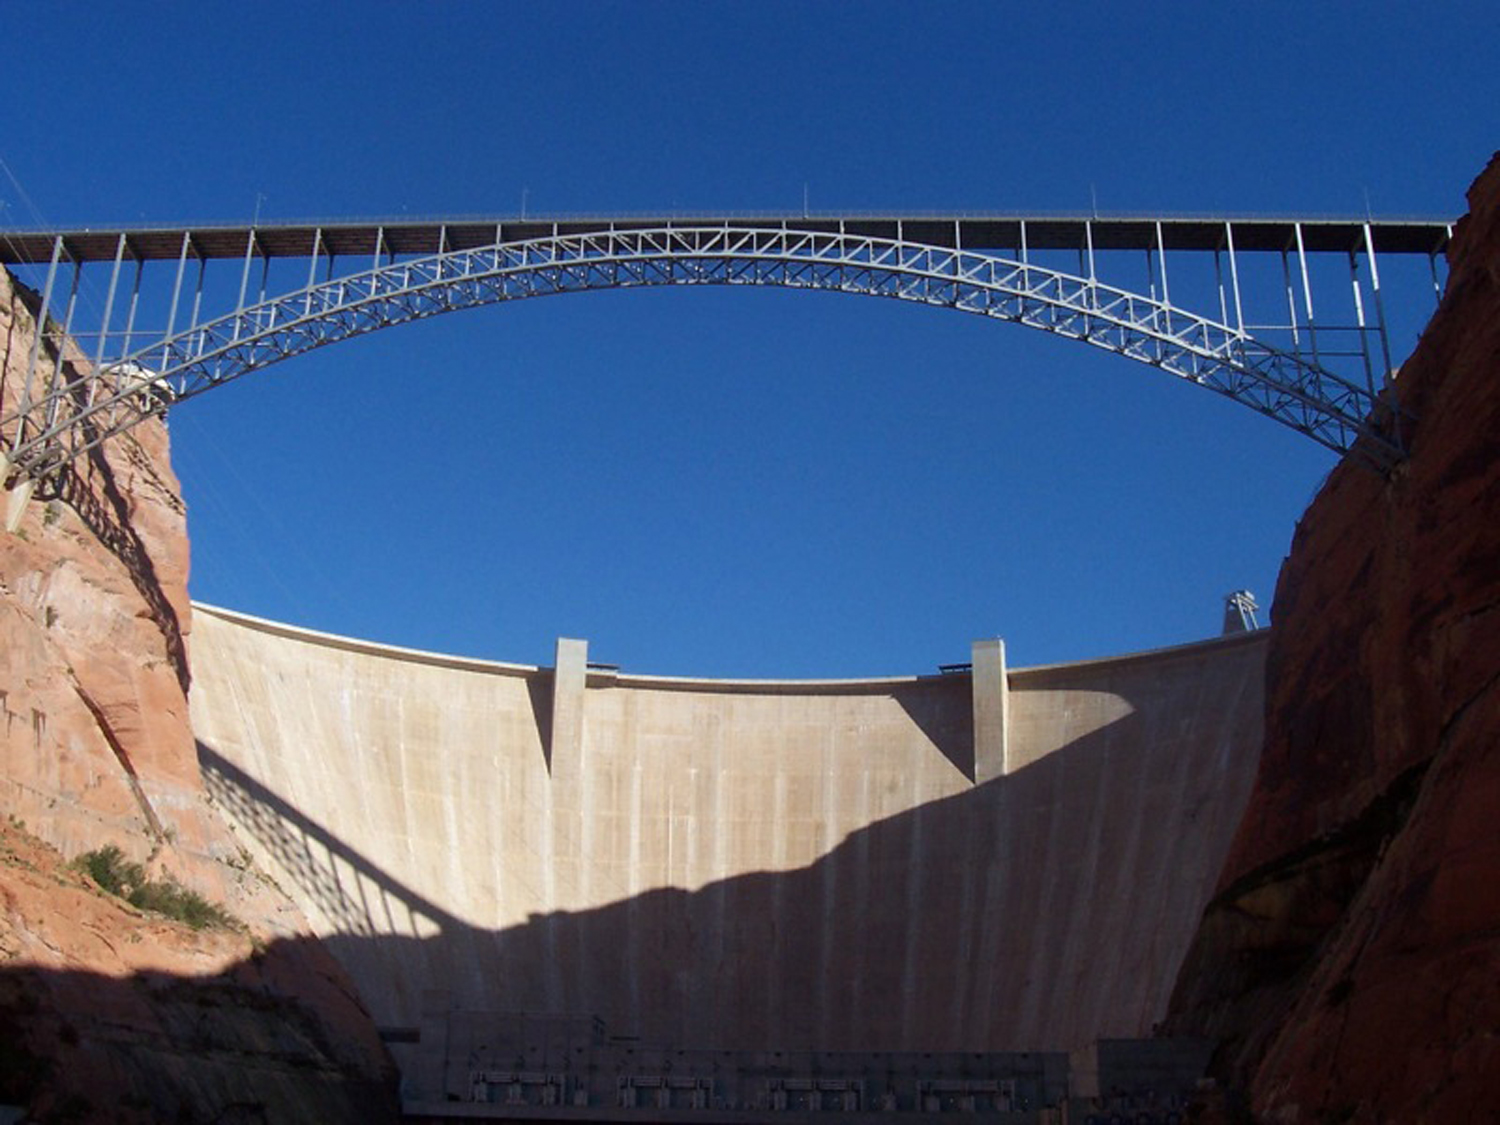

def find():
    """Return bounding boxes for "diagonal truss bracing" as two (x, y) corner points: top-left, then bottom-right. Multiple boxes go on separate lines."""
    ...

(2, 223), (1420, 483)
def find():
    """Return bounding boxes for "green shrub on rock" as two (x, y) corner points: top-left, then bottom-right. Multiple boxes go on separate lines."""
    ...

(73, 845), (235, 931)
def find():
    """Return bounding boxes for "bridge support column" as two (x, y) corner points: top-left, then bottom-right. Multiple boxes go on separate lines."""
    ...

(549, 637), (588, 777)
(971, 638), (1009, 783)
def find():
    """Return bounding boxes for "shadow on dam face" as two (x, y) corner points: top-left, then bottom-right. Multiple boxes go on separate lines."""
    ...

(201, 729), (1161, 1055)
(193, 627), (1260, 1086)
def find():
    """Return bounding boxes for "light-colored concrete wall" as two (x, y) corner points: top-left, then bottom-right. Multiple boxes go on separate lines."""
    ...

(971, 638), (1008, 782)
(188, 604), (1266, 1062)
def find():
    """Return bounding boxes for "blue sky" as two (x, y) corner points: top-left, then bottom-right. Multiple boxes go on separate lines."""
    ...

(2, 2), (1495, 676)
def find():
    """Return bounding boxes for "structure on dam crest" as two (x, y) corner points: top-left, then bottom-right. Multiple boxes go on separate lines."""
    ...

(188, 603), (1267, 1112)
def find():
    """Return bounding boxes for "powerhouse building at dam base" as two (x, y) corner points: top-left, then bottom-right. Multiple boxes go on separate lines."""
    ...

(186, 602), (1269, 1121)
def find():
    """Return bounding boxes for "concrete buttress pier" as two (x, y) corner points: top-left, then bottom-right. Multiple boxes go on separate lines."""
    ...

(188, 604), (1268, 1084)
(971, 638), (1009, 783)
(549, 637), (588, 776)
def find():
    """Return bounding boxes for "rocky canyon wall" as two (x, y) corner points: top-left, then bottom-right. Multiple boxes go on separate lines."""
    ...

(0, 268), (396, 1122)
(1166, 156), (1500, 1122)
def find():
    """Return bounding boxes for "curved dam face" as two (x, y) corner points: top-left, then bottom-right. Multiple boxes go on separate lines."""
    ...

(188, 605), (1265, 1062)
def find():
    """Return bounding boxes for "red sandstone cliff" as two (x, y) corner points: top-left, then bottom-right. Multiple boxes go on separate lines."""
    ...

(1167, 156), (1500, 1122)
(0, 269), (397, 1121)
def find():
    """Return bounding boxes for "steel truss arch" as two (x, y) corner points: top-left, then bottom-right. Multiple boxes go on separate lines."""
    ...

(2, 225), (1403, 480)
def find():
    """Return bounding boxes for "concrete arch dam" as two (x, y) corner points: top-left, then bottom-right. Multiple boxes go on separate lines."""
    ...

(188, 604), (1266, 1062)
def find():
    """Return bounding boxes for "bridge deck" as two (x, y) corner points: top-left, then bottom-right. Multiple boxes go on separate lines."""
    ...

(0, 213), (1454, 264)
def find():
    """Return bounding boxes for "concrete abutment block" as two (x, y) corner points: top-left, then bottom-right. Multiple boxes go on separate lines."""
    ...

(550, 637), (588, 778)
(971, 638), (1009, 783)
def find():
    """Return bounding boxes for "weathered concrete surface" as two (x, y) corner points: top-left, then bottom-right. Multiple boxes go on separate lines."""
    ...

(190, 603), (1267, 1074)
(1166, 155), (1500, 1122)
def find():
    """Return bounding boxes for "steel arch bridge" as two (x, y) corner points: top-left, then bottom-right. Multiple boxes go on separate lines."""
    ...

(0, 212), (1452, 514)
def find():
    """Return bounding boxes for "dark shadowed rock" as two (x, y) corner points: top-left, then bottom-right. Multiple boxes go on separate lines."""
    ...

(1166, 153), (1500, 1123)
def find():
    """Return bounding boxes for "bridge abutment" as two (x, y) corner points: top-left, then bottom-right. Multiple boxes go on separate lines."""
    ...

(0, 452), (35, 533)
